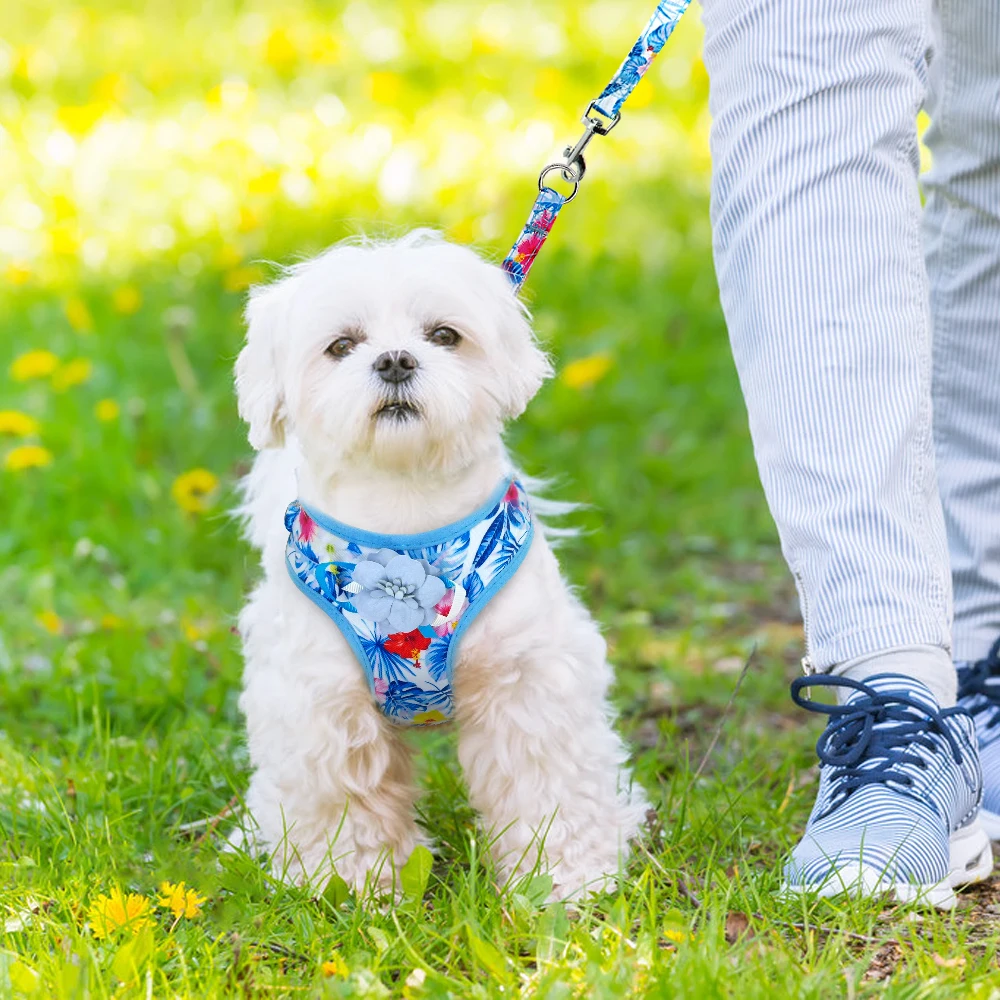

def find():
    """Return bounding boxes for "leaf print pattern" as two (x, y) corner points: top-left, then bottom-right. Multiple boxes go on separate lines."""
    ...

(411, 531), (471, 579)
(592, 1), (691, 120)
(284, 480), (533, 726)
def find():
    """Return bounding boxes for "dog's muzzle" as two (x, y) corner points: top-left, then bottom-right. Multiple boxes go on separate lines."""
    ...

(374, 350), (418, 385)
(373, 352), (420, 420)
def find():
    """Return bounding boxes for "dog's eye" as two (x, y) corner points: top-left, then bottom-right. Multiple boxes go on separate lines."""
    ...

(426, 326), (461, 349)
(325, 336), (357, 359)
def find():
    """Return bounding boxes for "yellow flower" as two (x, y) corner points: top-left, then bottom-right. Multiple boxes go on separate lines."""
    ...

(662, 928), (689, 944)
(171, 468), (219, 514)
(36, 610), (63, 635)
(10, 350), (59, 381)
(157, 881), (207, 920)
(5, 445), (53, 471)
(52, 358), (93, 392)
(112, 285), (142, 315)
(5, 262), (31, 286)
(366, 72), (401, 104)
(412, 710), (448, 726)
(321, 953), (349, 978)
(247, 171), (280, 196)
(0, 411), (39, 436)
(64, 297), (94, 333)
(51, 227), (80, 258)
(181, 617), (203, 642)
(95, 399), (120, 422)
(561, 354), (613, 390)
(264, 27), (297, 70)
(87, 888), (153, 940)
(57, 104), (106, 137)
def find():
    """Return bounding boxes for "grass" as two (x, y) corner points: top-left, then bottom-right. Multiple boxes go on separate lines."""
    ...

(2, 2), (998, 997)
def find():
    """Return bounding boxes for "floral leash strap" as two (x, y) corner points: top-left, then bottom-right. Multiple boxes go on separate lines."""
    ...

(501, 0), (692, 292)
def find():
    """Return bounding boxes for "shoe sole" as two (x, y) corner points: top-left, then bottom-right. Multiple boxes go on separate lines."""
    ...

(978, 808), (1000, 841)
(782, 820), (994, 910)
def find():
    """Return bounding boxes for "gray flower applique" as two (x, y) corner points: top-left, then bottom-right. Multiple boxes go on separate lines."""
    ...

(349, 550), (446, 633)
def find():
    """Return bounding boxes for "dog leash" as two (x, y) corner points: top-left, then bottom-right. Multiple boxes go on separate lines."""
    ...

(501, 0), (692, 293)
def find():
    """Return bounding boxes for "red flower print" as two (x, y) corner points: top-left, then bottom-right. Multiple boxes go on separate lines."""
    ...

(516, 232), (545, 261)
(298, 509), (316, 543)
(434, 589), (454, 616)
(504, 482), (519, 506)
(535, 208), (558, 234)
(384, 629), (432, 660)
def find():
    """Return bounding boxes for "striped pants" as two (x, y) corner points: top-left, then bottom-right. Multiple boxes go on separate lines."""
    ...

(702, 0), (1000, 705)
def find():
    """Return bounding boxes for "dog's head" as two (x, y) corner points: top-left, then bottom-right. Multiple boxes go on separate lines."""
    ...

(235, 231), (551, 473)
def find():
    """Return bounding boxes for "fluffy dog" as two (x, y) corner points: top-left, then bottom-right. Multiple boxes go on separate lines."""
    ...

(234, 231), (648, 900)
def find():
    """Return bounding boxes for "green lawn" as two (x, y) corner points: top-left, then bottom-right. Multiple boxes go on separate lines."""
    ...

(2, 2), (997, 997)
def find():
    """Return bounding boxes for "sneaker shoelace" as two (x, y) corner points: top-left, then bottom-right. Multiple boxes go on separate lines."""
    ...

(957, 637), (1000, 730)
(791, 675), (966, 819)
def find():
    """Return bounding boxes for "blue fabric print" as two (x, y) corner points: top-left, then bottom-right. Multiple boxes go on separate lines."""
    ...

(592, 0), (691, 120)
(411, 532), (471, 579)
(423, 631), (452, 683)
(284, 479), (534, 727)
(353, 620), (416, 684)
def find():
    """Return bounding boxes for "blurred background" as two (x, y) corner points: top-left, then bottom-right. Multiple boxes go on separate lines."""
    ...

(0, 6), (965, 993)
(0, 0), (807, 956)
(2, 0), (792, 719)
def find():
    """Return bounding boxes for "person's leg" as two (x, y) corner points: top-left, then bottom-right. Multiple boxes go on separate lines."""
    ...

(700, 0), (990, 903)
(924, 0), (1000, 665)
(701, 0), (956, 705)
(924, 0), (1000, 837)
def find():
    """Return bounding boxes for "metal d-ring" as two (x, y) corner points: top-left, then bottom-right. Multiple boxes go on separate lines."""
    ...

(537, 161), (582, 203)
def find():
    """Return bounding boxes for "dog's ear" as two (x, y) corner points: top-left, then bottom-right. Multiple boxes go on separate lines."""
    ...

(492, 281), (553, 419)
(235, 280), (289, 450)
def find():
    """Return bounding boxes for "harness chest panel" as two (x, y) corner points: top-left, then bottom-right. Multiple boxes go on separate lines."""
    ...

(284, 479), (533, 726)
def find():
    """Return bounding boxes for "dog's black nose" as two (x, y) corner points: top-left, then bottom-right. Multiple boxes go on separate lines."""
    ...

(373, 350), (418, 384)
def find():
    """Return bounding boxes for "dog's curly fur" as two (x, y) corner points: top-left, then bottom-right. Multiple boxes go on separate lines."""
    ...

(234, 231), (648, 900)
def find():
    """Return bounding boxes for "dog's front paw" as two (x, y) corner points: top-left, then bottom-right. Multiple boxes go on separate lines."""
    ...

(547, 863), (620, 903)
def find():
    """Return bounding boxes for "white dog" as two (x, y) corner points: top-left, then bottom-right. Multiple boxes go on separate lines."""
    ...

(234, 230), (648, 901)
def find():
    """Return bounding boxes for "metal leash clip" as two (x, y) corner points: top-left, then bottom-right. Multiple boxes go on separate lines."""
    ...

(536, 106), (620, 204)
(506, 0), (691, 290)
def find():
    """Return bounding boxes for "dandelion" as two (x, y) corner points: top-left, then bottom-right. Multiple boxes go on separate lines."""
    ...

(181, 618), (205, 643)
(10, 350), (59, 381)
(36, 610), (63, 635)
(264, 27), (298, 70)
(367, 72), (402, 104)
(5, 445), (53, 471)
(95, 399), (120, 422)
(171, 468), (219, 514)
(321, 953), (349, 978)
(112, 285), (142, 315)
(5, 262), (31, 286)
(0, 411), (39, 436)
(157, 881), (207, 921)
(64, 297), (94, 332)
(87, 888), (153, 940)
(51, 227), (80, 257)
(561, 354), (613, 390)
(662, 928), (689, 945)
(52, 358), (93, 391)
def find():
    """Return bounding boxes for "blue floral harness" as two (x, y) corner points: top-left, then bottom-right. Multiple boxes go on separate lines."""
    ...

(284, 479), (533, 726)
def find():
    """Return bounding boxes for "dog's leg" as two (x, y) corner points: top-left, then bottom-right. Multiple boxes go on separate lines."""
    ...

(455, 609), (649, 901)
(240, 614), (425, 898)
